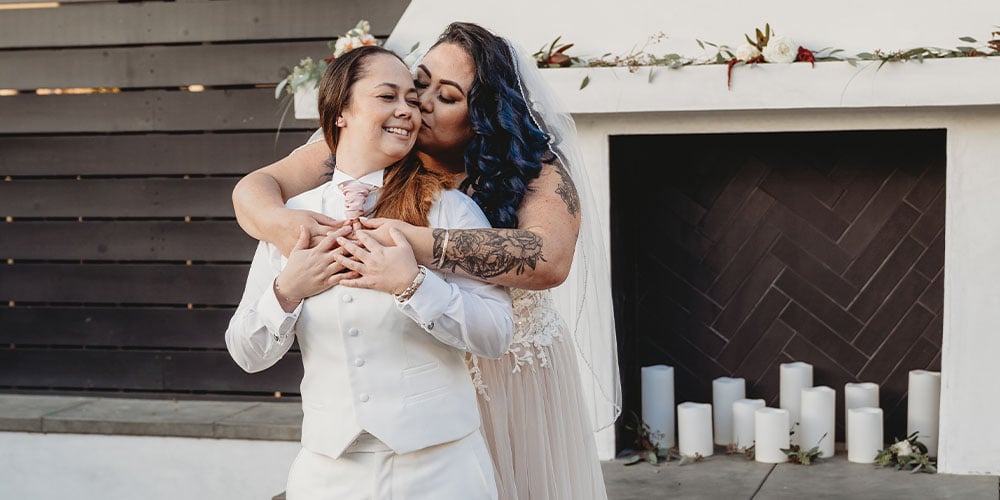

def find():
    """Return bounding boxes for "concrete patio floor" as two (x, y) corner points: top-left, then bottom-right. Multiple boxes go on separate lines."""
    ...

(602, 454), (999, 500)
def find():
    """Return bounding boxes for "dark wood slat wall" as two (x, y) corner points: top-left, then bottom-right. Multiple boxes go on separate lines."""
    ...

(0, 0), (410, 399)
(0, 41), (332, 89)
(0, 0), (407, 48)
(612, 130), (945, 446)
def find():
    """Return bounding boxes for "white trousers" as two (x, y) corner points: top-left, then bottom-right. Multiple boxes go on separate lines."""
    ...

(285, 431), (497, 500)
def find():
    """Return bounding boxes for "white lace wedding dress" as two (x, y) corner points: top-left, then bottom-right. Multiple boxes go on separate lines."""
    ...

(471, 288), (608, 500)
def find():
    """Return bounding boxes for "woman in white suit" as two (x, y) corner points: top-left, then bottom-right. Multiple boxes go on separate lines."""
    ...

(225, 45), (514, 499)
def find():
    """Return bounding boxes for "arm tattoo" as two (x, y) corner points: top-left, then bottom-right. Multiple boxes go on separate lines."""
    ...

(432, 228), (546, 279)
(553, 162), (580, 216)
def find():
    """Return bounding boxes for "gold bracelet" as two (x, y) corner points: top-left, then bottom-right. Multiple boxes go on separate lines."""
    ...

(436, 229), (450, 268)
(394, 266), (427, 303)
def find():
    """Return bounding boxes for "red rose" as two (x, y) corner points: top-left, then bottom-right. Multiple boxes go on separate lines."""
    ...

(796, 47), (816, 67)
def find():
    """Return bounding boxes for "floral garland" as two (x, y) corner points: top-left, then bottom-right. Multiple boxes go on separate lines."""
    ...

(534, 24), (1000, 90)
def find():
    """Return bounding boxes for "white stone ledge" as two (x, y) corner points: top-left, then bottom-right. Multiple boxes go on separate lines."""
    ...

(0, 394), (301, 441)
(543, 57), (1000, 114)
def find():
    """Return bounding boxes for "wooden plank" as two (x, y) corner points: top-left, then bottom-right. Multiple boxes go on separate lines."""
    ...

(0, 0), (408, 48)
(0, 221), (257, 261)
(0, 88), (318, 133)
(0, 178), (239, 217)
(1, 132), (317, 176)
(0, 263), (249, 304)
(0, 41), (332, 89)
(0, 348), (302, 393)
(0, 307), (235, 349)
(163, 350), (303, 393)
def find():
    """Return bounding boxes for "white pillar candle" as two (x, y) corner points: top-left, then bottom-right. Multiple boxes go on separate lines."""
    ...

(800, 386), (836, 457)
(641, 365), (675, 449)
(907, 370), (941, 456)
(732, 398), (766, 450)
(779, 361), (813, 445)
(847, 407), (883, 463)
(844, 382), (879, 449)
(712, 377), (746, 445)
(677, 402), (714, 457)
(754, 407), (790, 463)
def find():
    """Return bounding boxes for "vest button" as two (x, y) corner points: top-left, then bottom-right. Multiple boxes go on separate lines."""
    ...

(359, 393), (370, 403)
(342, 294), (353, 303)
(355, 358), (365, 367)
(348, 328), (359, 337)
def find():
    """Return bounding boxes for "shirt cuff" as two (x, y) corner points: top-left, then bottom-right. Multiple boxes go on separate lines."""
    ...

(257, 285), (302, 341)
(396, 268), (450, 327)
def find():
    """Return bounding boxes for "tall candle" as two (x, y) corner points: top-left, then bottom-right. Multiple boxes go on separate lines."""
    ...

(733, 398), (766, 450)
(755, 407), (790, 463)
(800, 386), (835, 457)
(845, 382), (879, 449)
(677, 402), (714, 457)
(712, 377), (746, 445)
(907, 370), (941, 456)
(641, 365), (675, 448)
(847, 407), (883, 463)
(780, 361), (813, 445)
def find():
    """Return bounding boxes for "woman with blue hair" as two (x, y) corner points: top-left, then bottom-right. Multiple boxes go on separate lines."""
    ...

(233, 22), (619, 499)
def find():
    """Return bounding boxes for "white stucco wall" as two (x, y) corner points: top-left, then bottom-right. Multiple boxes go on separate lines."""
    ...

(386, 0), (1000, 474)
(0, 432), (300, 500)
(386, 0), (1000, 61)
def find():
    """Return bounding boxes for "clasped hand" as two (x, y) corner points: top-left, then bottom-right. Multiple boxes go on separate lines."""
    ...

(275, 222), (420, 300)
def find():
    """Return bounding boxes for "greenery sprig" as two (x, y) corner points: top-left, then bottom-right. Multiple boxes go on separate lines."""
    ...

(618, 412), (705, 466)
(780, 433), (827, 465)
(874, 432), (937, 474)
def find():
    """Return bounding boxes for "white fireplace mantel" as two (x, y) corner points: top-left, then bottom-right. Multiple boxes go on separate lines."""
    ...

(544, 57), (1000, 114)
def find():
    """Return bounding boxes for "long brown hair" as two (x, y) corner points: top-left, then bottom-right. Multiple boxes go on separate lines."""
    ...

(317, 45), (452, 226)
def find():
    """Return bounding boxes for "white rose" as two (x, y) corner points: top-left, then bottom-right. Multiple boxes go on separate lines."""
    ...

(334, 37), (351, 57)
(762, 36), (798, 64)
(735, 43), (761, 62)
(893, 440), (913, 457)
(360, 34), (377, 47)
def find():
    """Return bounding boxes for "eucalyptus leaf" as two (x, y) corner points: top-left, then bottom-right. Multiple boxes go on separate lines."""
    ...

(579, 75), (590, 90)
(274, 78), (289, 99)
(623, 454), (642, 466)
(959, 36), (978, 43)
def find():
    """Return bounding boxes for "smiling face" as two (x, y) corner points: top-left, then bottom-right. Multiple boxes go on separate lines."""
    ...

(335, 52), (421, 167)
(414, 43), (475, 161)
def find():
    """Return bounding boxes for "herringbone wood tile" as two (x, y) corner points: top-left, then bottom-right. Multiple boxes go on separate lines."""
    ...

(612, 130), (945, 444)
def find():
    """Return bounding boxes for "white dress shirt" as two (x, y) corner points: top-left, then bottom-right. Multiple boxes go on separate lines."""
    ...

(226, 167), (515, 374)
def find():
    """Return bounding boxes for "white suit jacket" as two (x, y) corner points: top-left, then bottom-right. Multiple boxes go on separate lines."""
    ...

(226, 170), (514, 459)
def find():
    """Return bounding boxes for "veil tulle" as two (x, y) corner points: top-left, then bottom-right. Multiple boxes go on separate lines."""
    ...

(505, 41), (622, 432)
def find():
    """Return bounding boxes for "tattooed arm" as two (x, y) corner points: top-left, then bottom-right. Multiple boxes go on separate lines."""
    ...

(360, 162), (581, 290)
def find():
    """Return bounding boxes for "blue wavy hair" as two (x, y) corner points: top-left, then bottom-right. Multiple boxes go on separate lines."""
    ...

(433, 22), (554, 229)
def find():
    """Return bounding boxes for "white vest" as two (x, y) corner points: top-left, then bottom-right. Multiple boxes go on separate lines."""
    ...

(269, 180), (491, 459)
(296, 286), (481, 459)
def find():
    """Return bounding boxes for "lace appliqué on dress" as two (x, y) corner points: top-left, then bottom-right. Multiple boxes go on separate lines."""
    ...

(508, 288), (564, 372)
(467, 288), (566, 397)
